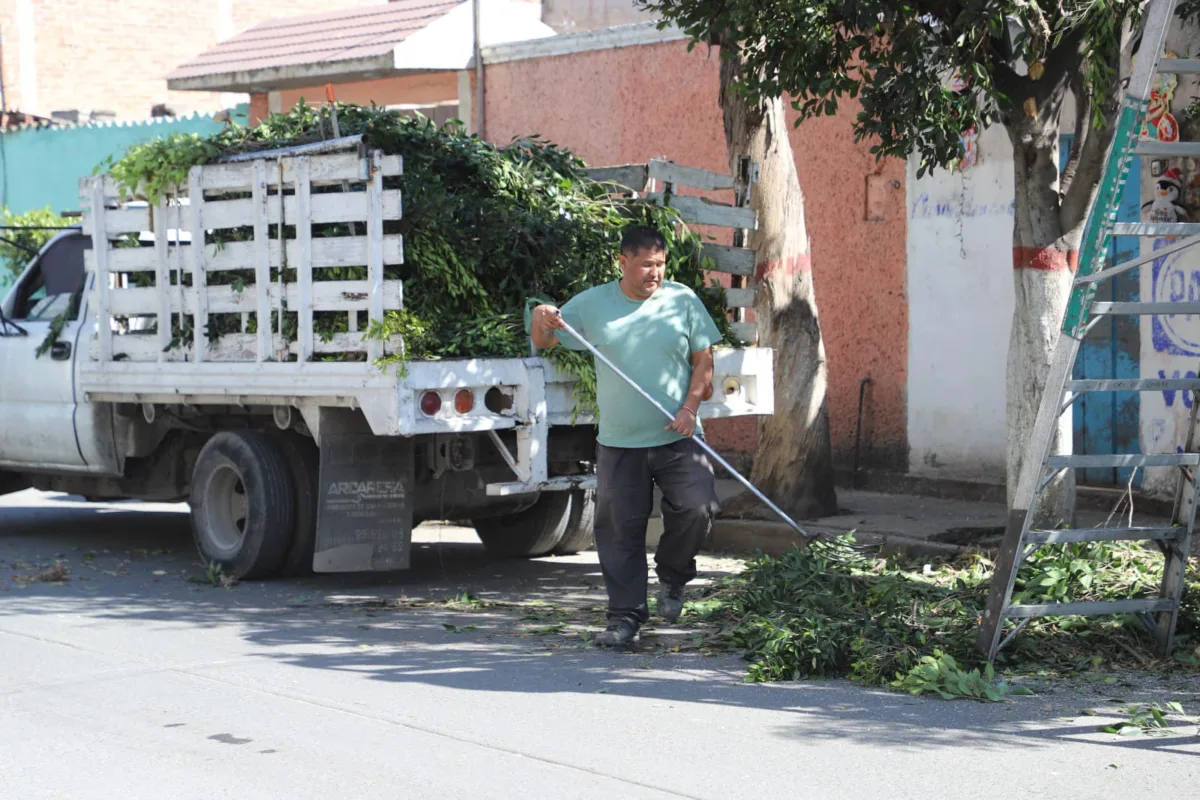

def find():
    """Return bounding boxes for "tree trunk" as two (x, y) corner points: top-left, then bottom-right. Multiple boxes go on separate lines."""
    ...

(717, 39), (838, 520)
(1004, 112), (1077, 527)
(995, 29), (1128, 527)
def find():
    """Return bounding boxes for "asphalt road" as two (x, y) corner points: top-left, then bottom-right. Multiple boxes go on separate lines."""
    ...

(2, 489), (1199, 799)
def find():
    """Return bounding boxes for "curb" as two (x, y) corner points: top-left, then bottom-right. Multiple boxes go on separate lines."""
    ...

(703, 518), (972, 559)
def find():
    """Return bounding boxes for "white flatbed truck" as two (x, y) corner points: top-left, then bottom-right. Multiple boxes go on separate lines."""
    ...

(0, 144), (773, 578)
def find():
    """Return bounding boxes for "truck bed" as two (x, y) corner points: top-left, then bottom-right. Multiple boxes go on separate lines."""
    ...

(78, 147), (774, 495)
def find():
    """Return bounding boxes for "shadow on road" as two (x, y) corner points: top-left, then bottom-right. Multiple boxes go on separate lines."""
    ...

(3, 494), (1199, 757)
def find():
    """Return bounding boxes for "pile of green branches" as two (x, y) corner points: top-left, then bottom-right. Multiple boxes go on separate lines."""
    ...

(702, 538), (1200, 692)
(99, 103), (735, 408)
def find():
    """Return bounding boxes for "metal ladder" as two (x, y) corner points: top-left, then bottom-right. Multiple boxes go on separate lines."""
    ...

(978, 0), (1200, 661)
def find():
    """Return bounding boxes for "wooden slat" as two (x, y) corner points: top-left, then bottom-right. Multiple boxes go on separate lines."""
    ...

(89, 181), (113, 363)
(643, 193), (758, 229)
(96, 331), (402, 362)
(585, 164), (648, 191)
(85, 247), (156, 274)
(96, 333), (283, 363)
(304, 333), (404, 355)
(200, 189), (403, 230)
(81, 206), (151, 237)
(296, 157), (314, 362)
(108, 280), (405, 317)
(730, 321), (757, 344)
(188, 166), (209, 362)
(207, 235), (405, 272)
(85, 235), (406, 275)
(701, 243), (756, 276)
(366, 150), (385, 363)
(197, 153), (402, 192)
(723, 287), (756, 307)
(152, 197), (172, 359)
(79, 175), (120, 203)
(252, 160), (272, 363)
(648, 160), (734, 191)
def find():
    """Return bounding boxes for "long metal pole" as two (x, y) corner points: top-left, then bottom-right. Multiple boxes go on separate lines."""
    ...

(556, 317), (813, 539)
(473, 0), (484, 138)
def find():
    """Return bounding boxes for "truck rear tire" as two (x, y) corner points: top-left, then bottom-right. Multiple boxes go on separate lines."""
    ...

(271, 432), (320, 577)
(552, 490), (595, 555)
(473, 491), (577, 558)
(190, 431), (296, 580)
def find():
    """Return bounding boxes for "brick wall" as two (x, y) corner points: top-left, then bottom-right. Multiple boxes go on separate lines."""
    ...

(0, 0), (387, 121)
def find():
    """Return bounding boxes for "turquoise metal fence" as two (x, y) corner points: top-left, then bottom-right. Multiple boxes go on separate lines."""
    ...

(0, 105), (248, 295)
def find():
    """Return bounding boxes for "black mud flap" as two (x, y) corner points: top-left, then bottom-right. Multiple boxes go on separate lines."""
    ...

(313, 434), (414, 572)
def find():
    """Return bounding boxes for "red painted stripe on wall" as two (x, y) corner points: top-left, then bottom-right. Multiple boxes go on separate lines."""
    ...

(1012, 247), (1079, 272)
(755, 253), (813, 281)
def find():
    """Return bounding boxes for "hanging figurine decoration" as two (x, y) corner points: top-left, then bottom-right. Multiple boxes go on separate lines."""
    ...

(1142, 166), (1191, 224)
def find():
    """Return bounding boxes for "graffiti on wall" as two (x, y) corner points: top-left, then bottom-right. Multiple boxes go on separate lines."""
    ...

(1151, 243), (1200, 356)
(908, 192), (1014, 220)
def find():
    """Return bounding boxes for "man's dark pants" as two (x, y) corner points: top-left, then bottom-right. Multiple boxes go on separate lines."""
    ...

(593, 437), (721, 624)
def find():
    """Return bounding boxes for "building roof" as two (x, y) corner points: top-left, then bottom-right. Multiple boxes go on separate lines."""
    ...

(168, 0), (555, 93)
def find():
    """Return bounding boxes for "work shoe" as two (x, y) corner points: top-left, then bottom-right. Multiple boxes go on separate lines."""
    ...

(657, 583), (685, 623)
(594, 616), (640, 647)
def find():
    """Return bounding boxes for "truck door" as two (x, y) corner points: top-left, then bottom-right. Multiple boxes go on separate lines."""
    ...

(0, 232), (91, 470)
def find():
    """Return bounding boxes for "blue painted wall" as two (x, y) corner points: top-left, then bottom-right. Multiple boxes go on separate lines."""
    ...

(1062, 133), (1143, 487)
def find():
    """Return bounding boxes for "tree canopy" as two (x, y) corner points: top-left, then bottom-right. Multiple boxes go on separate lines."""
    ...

(641, 0), (1198, 176)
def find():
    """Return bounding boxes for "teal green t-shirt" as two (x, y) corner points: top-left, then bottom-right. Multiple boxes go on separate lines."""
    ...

(554, 280), (721, 449)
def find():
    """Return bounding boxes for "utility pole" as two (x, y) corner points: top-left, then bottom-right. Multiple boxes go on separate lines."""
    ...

(473, 0), (484, 139)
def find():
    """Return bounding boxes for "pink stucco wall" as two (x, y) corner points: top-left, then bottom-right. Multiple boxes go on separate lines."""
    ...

(483, 41), (908, 467)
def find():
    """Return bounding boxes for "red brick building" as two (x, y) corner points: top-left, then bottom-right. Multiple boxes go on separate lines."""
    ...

(0, 0), (386, 122)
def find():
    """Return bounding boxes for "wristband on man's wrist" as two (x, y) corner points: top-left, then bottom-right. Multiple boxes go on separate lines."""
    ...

(679, 406), (697, 418)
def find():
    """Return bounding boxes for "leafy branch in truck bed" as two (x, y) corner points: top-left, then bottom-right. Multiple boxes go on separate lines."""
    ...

(97, 103), (739, 412)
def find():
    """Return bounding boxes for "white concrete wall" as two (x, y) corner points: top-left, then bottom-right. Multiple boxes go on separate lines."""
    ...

(1139, 21), (1200, 498)
(906, 124), (1016, 483)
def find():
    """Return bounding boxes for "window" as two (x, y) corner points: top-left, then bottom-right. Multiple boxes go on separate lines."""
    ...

(14, 233), (89, 321)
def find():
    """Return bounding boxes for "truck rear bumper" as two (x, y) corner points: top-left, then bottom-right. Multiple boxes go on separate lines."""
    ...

(81, 348), (773, 496)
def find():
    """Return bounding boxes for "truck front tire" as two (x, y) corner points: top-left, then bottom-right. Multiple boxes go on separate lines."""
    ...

(190, 431), (296, 580)
(473, 489), (594, 558)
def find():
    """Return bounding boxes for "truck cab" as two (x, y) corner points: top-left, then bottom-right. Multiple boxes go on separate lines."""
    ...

(0, 229), (101, 475)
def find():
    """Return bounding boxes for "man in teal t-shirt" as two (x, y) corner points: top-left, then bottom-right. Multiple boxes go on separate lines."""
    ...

(530, 225), (722, 646)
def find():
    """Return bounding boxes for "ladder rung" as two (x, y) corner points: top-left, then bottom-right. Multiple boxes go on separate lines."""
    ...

(1006, 598), (1175, 619)
(1112, 223), (1200, 237)
(1047, 453), (1200, 468)
(1134, 141), (1200, 158)
(1067, 379), (1200, 393)
(1092, 302), (1200, 315)
(1160, 58), (1200, 74)
(1026, 527), (1187, 545)
(1075, 235), (1200, 285)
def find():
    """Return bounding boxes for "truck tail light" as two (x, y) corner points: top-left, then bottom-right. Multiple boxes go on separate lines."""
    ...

(702, 382), (714, 402)
(454, 389), (475, 414)
(420, 391), (442, 416)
